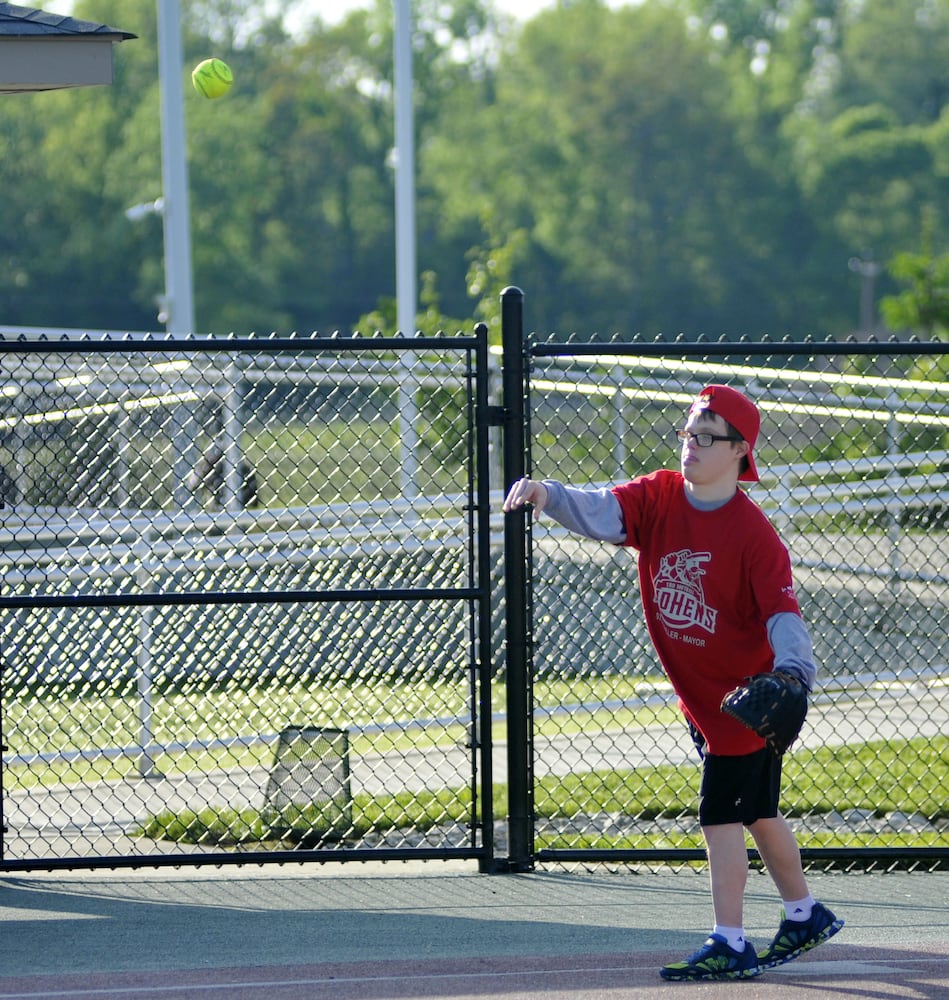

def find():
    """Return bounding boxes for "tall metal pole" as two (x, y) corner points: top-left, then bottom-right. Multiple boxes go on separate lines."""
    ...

(500, 286), (533, 870)
(848, 251), (881, 339)
(394, 0), (416, 336)
(157, 0), (195, 335)
(394, 0), (418, 495)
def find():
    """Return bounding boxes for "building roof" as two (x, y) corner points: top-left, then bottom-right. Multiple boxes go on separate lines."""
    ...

(0, 2), (136, 93)
(0, 2), (134, 38)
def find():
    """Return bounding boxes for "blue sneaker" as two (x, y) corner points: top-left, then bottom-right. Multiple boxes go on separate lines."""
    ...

(757, 902), (844, 969)
(659, 933), (761, 981)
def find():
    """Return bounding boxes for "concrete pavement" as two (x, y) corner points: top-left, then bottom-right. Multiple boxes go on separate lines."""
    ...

(1, 861), (947, 998)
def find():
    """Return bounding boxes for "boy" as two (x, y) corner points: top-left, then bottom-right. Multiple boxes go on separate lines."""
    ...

(503, 384), (843, 981)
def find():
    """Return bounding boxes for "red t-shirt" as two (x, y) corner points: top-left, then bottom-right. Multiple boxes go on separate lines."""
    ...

(611, 469), (801, 755)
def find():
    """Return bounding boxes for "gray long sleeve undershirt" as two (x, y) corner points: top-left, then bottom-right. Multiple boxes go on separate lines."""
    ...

(540, 479), (818, 690)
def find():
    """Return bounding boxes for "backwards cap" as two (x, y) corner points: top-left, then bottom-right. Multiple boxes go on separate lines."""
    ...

(689, 384), (760, 482)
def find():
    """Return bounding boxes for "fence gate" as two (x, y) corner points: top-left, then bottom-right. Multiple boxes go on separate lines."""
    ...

(498, 287), (949, 872)
(0, 329), (498, 871)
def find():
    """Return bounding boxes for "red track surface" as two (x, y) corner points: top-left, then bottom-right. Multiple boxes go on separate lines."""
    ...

(1, 943), (947, 1000)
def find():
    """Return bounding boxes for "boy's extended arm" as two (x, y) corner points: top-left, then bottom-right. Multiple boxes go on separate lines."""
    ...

(503, 477), (626, 543)
(540, 480), (627, 544)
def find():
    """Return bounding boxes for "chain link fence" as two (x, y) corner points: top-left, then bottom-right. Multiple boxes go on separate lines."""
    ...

(3, 319), (948, 874)
(520, 337), (949, 871)
(0, 333), (497, 870)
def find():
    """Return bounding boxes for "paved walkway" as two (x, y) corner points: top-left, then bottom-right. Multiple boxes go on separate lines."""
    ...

(0, 862), (947, 999)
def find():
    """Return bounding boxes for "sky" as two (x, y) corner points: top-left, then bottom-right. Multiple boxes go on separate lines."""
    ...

(39, 0), (561, 31)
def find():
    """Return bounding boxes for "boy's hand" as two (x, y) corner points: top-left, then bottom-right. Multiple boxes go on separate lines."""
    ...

(503, 477), (549, 521)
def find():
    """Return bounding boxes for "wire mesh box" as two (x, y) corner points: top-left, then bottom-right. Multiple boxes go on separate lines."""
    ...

(263, 727), (352, 843)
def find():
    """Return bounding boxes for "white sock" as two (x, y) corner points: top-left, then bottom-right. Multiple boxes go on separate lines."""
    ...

(712, 924), (746, 951)
(783, 895), (815, 921)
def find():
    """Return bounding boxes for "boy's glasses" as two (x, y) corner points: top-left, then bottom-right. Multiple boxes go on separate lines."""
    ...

(675, 429), (743, 448)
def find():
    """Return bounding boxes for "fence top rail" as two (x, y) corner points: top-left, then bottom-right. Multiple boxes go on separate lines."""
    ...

(526, 339), (949, 358)
(0, 331), (484, 354)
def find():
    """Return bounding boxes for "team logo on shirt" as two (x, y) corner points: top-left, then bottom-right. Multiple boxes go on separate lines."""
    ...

(653, 548), (718, 633)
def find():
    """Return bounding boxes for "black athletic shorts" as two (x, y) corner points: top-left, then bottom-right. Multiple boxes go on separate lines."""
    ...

(698, 746), (783, 827)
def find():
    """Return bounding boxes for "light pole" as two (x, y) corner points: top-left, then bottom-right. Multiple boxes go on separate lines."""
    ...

(848, 250), (882, 337)
(394, 0), (418, 496)
(394, 0), (416, 340)
(156, 0), (195, 335)
(126, 1), (194, 335)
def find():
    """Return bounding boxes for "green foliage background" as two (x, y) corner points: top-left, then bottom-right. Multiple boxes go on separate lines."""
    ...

(4, 0), (949, 339)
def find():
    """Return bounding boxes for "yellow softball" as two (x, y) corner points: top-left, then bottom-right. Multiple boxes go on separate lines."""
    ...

(192, 58), (233, 100)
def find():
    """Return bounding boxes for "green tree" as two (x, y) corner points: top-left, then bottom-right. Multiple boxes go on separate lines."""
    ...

(0, 0), (158, 330)
(792, 106), (934, 276)
(881, 251), (949, 338)
(9, 0), (949, 342)
(426, 0), (822, 336)
(829, 0), (949, 126)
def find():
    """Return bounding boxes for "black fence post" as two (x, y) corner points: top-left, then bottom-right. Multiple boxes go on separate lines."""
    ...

(474, 322), (497, 873)
(500, 286), (534, 871)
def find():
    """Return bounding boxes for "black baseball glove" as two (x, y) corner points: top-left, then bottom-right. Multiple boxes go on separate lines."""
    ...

(720, 671), (809, 755)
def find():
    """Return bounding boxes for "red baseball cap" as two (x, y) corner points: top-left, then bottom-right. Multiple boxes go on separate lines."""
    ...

(689, 384), (760, 482)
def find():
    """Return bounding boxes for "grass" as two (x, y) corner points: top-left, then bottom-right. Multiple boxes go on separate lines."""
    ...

(8, 667), (946, 857)
(536, 737), (949, 823)
(137, 787), (492, 848)
(10, 675), (947, 859)
(782, 739), (949, 817)
(133, 735), (949, 854)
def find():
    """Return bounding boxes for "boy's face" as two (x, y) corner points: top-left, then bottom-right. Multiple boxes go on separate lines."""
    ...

(679, 410), (748, 488)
